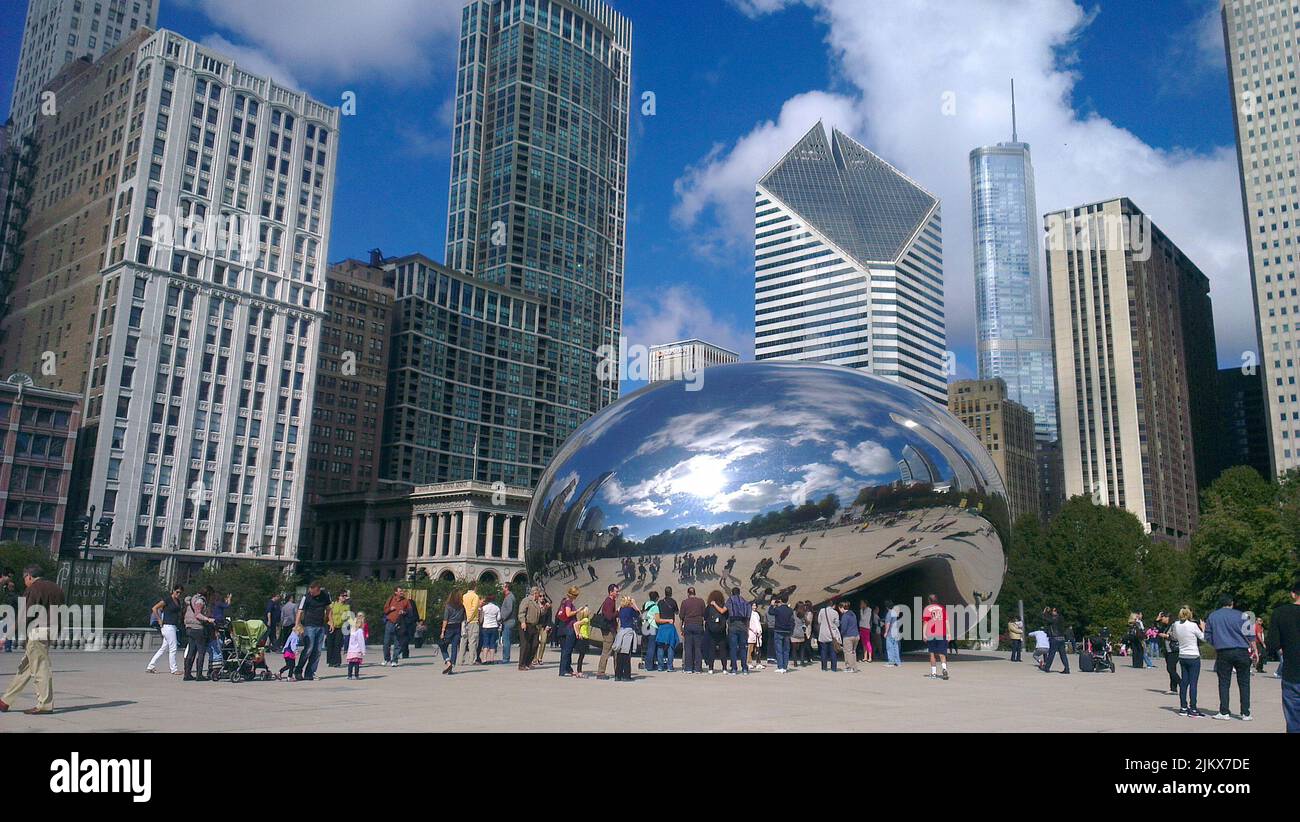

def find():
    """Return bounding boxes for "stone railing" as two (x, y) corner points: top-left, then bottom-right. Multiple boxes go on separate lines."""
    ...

(12, 629), (162, 652)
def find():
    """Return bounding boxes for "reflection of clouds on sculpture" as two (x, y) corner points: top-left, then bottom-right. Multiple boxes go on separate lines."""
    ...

(527, 362), (1007, 613)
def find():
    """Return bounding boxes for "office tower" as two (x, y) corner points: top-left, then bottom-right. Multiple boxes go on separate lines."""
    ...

(1222, 0), (1300, 478)
(1218, 366), (1272, 479)
(445, 0), (632, 464)
(969, 85), (1056, 442)
(1036, 439), (1064, 521)
(754, 122), (947, 404)
(7, 0), (160, 139)
(31, 30), (340, 578)
(0, 39), (144, 394)
(948, 378), (1040, 523)
(1045, 198), (1218, 546)
(299, 254), (395, 557)
(648, 338), (740, 382)
(0, 374), (80, 550)
(381, 254), (549, 488)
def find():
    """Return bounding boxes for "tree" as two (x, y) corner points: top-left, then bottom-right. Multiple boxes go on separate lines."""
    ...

(997, 496), (1187, 638)
(0, 541), (57, 584)
(105, 561), (165, 628)
(194, 562), (285, 620)
(1191, 466), (1300, 616)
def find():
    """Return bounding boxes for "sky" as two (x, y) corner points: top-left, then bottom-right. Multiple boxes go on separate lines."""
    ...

(0, 0), (1250, 383)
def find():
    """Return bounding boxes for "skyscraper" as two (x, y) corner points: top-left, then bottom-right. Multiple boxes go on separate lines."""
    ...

(1045, 198), (1218, 547)
(7, 0), (160, 139)
(379, 253), (550, 488)
(948, 378), (1040, 523)
(969, 84), (1056, 442)
(1222, 0), (1300, 478)
(754, 122), (947, 404)
(41, 30), (340, 579)
(445, 0), (632, 458)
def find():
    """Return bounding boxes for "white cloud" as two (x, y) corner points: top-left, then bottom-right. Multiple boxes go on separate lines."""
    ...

(179, 0), (461, 83)
(623, 284), (752, 358)
(831, 440), (895, 477)
(676, 0), (1253, 361)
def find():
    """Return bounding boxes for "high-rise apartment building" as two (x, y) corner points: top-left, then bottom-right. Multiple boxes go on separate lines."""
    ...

(445, 0), (632, 461)
(299, 254), (395, 557)
(24, 30), (340, 578)
(1045, 198), (1218, 546)
(1222, 0), (1300, 478)
(754, 122), (947, 404)
(381, 254), (549, 489)
(948, 377), (1039, 523)
(648, 338), (740, 382)
(8, 0), (159, 139)
(969, 90), (1057, 442)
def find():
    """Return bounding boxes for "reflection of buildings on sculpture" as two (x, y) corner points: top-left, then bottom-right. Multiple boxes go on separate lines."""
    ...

(308, 480), (530, 585)
(527, 363), (1008, 615)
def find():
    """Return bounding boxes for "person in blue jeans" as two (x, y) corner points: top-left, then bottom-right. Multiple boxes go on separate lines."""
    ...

(724, 588), (751, 674)
(294, 582), (332, 680)
(884, 601), (902, 666)
(1170, 607), (1205, 717)
(1266, 580), (1300, 732)
(769, 595), (794, 672)
(640, 591), (660, 671)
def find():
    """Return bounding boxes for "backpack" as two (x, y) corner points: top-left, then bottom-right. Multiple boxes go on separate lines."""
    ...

(706, 606), (726, 636)
(641, 604), (658, 635)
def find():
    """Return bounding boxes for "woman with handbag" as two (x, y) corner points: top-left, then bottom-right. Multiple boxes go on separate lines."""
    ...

(817, 600), (841, 672)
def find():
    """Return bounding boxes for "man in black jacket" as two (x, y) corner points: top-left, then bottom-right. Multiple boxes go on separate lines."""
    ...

(1042, 606), (1070, 674)
(1267, 579), (1300, 733)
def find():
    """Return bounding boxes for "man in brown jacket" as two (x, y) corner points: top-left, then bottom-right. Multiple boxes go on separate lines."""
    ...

(0, 565), (65, 715)
(517, 587), (544, 671)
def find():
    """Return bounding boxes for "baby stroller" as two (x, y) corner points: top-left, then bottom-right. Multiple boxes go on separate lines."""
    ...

(1079, 628), (1115, 673)
(211, 618), (275, 682)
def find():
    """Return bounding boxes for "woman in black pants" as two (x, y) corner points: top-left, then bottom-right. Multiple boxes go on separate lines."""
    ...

(182, 586), (215, 681)
(704, 591), (728, 672)
(1156, 612), (1180, 693)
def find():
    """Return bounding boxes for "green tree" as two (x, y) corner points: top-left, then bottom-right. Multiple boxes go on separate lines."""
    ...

(997, 497), (1185, 638)
(104, 561), (165, 627)
(1191, 466), (1300, 616)
(194, 562), (286, 620)
(0, 542), (57, 584)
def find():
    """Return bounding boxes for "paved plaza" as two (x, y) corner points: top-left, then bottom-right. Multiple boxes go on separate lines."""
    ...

(0, 646), (1286, 732)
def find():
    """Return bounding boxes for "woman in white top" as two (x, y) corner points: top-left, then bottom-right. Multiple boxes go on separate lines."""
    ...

(1169, 606), (1205, 717)
(747, 607), (764, 670)
(479, 596), (502, 665)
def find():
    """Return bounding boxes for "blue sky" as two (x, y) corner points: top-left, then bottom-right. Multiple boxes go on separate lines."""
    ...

(0, 0), (1246, 381)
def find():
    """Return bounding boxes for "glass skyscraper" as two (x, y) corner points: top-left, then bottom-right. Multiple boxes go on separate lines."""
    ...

(969, 99), (1057, 442)
(446, 0), (632, 455)
(754, 122), (947, 404)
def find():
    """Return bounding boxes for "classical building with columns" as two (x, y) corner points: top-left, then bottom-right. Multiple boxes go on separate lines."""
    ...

(308, 480), (530, 584)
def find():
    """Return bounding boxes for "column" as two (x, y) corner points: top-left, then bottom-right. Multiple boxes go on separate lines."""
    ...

(501, 515), (513, 560)
(516, 516), (526, 559)
(485, 513), (497, 558)
(407, 513), (420, 561)
(436, 512), (447, 557)
(423, 513), (434, 557)
(460, 509), (480, 557)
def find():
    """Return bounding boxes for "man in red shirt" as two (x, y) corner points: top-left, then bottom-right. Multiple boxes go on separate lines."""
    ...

(922, 594), (949, 680)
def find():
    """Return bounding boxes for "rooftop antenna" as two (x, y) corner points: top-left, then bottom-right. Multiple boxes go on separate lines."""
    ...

(1010, 77), (1018, 143)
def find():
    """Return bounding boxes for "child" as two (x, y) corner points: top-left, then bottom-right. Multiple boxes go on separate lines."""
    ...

(347, 612), (367, 680)
(280, 625), (303, 680)
(575, 606), (592, 676)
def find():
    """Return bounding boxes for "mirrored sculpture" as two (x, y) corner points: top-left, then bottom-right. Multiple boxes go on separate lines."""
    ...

(526, 362), (1007, 615)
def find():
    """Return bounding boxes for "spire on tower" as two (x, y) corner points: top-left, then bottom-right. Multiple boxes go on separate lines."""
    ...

(1011, 77), (1018, 143)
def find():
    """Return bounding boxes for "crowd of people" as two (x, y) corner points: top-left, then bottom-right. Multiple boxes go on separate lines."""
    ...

(1004, 586), (1300, 730)
(1, 566), (1298, 732)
